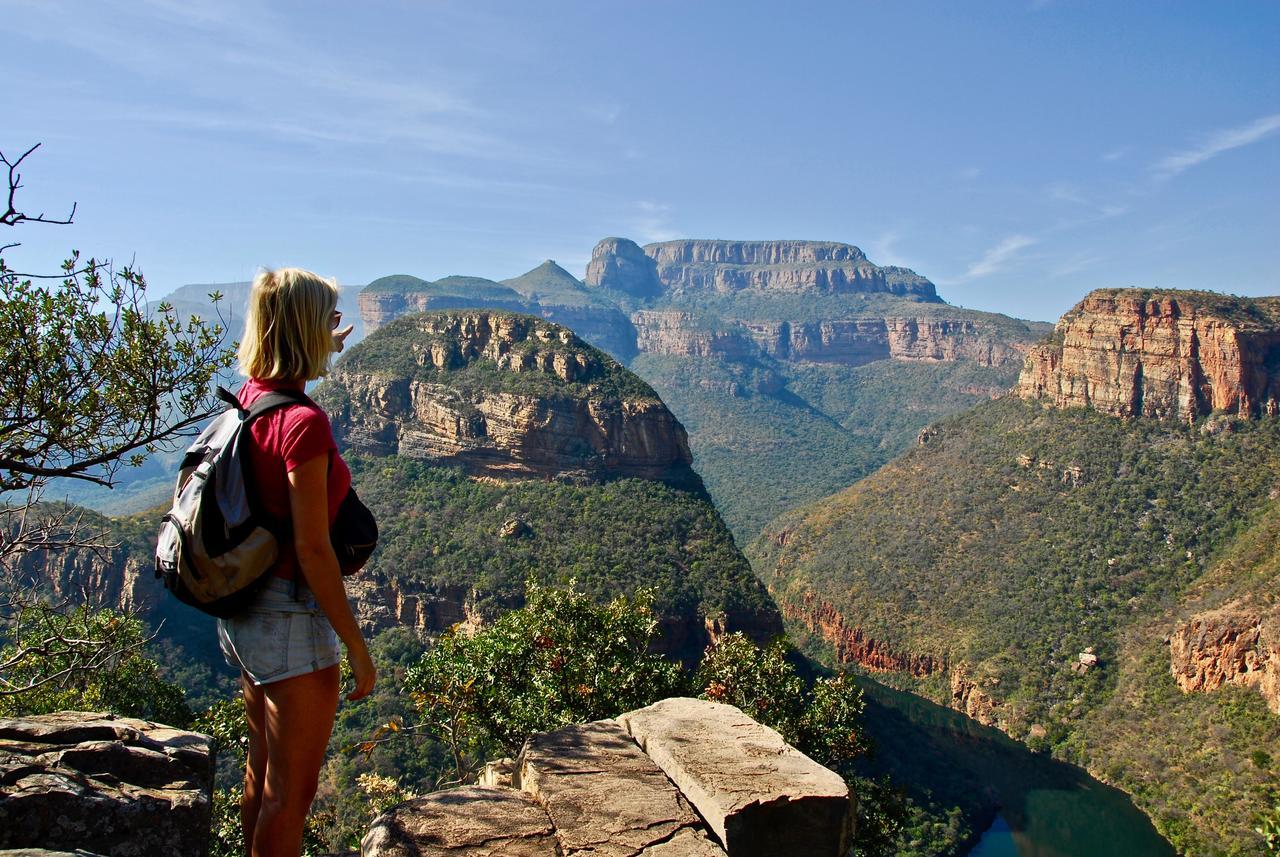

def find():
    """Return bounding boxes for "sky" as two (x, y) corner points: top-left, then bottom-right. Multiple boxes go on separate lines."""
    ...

(2, 0), (1277, 323)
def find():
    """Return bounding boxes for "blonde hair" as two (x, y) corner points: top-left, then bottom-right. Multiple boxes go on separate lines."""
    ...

(237, 268), (340, 381)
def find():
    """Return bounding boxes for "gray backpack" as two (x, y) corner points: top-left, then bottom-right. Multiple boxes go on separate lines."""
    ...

(154, 386), (309, 618)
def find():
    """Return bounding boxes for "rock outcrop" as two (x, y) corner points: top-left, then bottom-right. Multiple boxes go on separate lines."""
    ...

(515, 719), (724, 856)
(362, 786), (559, 857)
(0, 712), (214, 857)
(366, 699), (848, 857)
(323, 311), (703, 492)
(617, 698), (850, 857)
(1170, 603), (1280, 714)
(1018, 289), (1280, 419)
(583, 238), (663, 299)
(781, 594), (944, 676)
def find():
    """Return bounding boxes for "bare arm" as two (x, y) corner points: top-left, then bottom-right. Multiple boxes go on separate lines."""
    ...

(287, 453), (375, 700)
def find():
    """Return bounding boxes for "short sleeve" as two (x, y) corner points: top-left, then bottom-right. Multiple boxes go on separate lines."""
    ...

(277, 405), (337, 472)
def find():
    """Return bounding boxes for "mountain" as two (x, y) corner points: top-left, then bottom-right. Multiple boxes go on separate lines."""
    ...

(358, 239), (1050, 540)
(312, 309), (782, 659)
(750, 288), (1280, 855)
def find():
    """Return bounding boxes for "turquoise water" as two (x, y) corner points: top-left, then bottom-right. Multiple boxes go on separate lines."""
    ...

(852, 676), (1174, 857)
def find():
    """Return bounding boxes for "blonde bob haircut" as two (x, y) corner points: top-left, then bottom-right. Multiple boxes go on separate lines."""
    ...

(237, 268), (340, 382)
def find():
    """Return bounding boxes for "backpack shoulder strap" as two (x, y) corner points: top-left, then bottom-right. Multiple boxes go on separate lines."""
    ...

(244, 387), (311, 422)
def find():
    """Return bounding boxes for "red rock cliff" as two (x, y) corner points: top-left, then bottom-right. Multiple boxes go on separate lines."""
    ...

(1018, 289), (1280, 419)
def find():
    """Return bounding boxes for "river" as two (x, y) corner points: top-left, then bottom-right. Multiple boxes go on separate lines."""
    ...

(852, 675), (1174, 857)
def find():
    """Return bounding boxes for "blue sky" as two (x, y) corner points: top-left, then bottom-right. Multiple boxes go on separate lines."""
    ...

(2, 0), (1277, 322)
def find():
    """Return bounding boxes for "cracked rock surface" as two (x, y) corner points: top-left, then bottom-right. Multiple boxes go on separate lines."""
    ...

(362, 785), (558, 856)
(0, 711), (214, 857)
(616, 698), (849, 857)
(515, 719), (725, 857)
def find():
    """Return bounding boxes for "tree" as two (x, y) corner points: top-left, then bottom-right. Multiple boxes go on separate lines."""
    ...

(0, 142), (234, 703)
(400, 580), (686, 784)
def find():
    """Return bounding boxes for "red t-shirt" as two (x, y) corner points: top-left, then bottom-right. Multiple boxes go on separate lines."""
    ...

(238, 378), (352, 580)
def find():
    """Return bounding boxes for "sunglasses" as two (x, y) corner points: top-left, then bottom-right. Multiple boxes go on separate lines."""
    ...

(330, 310), (343, 330)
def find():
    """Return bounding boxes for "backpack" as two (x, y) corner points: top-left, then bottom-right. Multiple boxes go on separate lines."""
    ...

(154, 386), (378, 618)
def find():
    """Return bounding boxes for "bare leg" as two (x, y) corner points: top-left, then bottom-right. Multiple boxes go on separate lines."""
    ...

(250, 664), (341, 857)
(240, 671), (267, 855)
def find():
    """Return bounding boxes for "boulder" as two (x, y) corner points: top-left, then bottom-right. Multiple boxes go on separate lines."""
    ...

(362, 785), (558, 856)
(0, 711), (214, 857)
(515, 719), (725, 856)
(616, 698), (849, 857)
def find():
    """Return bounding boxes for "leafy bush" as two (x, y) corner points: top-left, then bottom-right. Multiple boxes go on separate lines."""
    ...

(402, 581), (685, 782)
(0, 602), (191, 726)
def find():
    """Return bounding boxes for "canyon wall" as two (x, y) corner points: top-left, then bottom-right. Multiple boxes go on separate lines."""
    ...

(1169, 603), (1280, 714)
(1018, 289), (1280, 419)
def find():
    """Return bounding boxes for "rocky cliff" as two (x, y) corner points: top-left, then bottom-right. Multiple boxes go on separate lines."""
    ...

(321, 311), (701, 490)
(1169, 602), (1280, 714)
(1018, 289), (1280, 419)
(611, 238), (941, 300)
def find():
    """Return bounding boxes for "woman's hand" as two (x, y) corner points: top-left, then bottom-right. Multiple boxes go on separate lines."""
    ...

(333, 323), (355, 352)
(347, 646), (377, 701)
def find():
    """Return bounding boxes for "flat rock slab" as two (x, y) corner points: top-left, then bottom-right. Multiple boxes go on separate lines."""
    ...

(0, 711), (214, 857)
(515, 719), (726, 857)
(617, 698), (849, 857)
(362, 786), (558, 857)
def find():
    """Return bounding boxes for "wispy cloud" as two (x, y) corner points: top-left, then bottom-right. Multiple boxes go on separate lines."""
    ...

(966, 234), (1036, 278)
(1102, 146), (1130, 162)
(633, 201), (679, 243)
(1153, 112), (1280, 179)
(868, 231), (914, 269)
(956, 166), (983, 181)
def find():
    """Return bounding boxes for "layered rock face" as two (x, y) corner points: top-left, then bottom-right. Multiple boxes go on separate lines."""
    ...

(324, 311), (702, 491)
(740, 317), (1026, 367)
(631, 239), (939, 300)
(1018, 289), (1280, 419)
(781, 594), (943, 677)
(583, 237), (663, 298)
(0, 712), (214, 856)
(1170, 603), (1280, 714)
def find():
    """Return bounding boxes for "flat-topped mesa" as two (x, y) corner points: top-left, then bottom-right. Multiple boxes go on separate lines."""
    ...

(319, 310), (702, 490)
(1018, 289), (1280, 419)
(585, 236), (941, 301)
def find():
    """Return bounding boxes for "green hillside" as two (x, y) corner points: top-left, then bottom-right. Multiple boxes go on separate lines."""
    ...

(633, 353), (1027, 541)
(751, 396), (1280, 854)
(350, 457), (774, 635)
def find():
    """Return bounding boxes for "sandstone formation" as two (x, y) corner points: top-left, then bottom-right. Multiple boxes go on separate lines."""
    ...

(362, 786), (559, 857)
(949, 664), (1001, 727)
(369, 698), (847, 857)
(360, 237), (1044, 372)
(323, 311), (703, 491)
(0, 712), (214, 857)
(780, 595), (944, 676)
(630, 239), (939, 300)
(1170, 603), (1280, 714)
(1018, 289), (1280, 419)
(514, 720), (725, 856)
(740, 317), (1026, 367)
(617, 698), (850, 857)
(583, 237), (663, 298)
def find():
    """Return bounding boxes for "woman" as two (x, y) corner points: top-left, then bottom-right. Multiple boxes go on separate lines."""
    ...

(216, 267), (376, 857)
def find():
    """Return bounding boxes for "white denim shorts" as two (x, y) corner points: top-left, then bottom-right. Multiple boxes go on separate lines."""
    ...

(217, 577), (341, 686)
